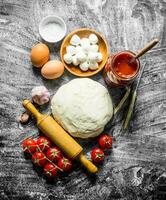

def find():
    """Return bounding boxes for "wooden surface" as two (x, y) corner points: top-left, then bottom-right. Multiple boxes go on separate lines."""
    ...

(0, 0), (166, 199)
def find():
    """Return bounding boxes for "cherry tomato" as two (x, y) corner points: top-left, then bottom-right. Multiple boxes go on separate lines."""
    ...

(37, 136), (51, 151)
(22, 138), (37, 154)
(98, 134), (113, 149)
(58, 158), (72, 172)
(44, 162), (58, 178)
(46, 147), (62, 162)
(91, 147), (104, 163)
(32, 152), (46, 166)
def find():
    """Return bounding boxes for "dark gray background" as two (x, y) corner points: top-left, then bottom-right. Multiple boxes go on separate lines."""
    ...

(0, 0), (166, 199)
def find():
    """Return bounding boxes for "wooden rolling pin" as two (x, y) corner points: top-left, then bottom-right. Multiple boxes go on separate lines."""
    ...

(22, 100), (98, 173)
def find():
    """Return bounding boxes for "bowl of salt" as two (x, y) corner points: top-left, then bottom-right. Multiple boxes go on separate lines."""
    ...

(39, 15), (67, 43)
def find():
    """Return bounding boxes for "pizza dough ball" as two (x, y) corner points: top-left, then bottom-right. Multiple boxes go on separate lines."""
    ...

(66, 45), (76, 55)
(76, 51), (87, 62)
(64, 53), (73, 64)
(72, 55), (80, 66)
(51, 78), (113, 138)
(70, 34), (81, 46)
(89, 34), (98, 44)
(79, 61), (89, 71)
(89, 62), (99, 70)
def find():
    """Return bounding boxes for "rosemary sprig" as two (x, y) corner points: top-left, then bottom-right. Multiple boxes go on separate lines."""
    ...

(114, 86), (131, 115)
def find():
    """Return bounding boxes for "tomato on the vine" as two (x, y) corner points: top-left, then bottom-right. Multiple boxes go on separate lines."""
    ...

(58, 158), (72, 172)
(98, 134), (113, 149)
(32, 152), (46, 166)
(91, 147), (104, 163)
(46, 147), (62, 162)
(44, 163), (58, 178)
(22, 138), (37, 154)
(37, 136), (51, 151)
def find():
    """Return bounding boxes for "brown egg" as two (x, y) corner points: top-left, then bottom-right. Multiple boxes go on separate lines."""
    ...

(41, 60), (64, 79)
(31, 43), (50, 68)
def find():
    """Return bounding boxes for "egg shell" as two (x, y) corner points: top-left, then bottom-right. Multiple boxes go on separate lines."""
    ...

(41, 60), (64, 79)
(31, 43), (50, 68)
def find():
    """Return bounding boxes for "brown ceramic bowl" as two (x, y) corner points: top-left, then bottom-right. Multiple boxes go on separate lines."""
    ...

(60, 28), (109, 77)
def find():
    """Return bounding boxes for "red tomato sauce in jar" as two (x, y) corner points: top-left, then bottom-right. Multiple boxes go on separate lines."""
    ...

(114, 53), (138, 78)
(103, 51), (140, 87)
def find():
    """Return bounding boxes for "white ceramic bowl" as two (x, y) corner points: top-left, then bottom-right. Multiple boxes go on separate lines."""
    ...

(39, 15), (67, 43)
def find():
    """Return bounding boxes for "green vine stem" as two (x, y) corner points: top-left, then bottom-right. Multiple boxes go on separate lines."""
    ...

(114, 86), (131, 115)
(36, 145), (63, 172)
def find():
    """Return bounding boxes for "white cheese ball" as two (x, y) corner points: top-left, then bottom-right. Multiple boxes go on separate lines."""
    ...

(64, 53), (73, 64)
(79, 61), (89, 71)
(96, 52), (103, 62)
(75, 45), (83, 52)
(51, 78), (113, 138)
(72, 55), (80, 66)
(80, 38), (91, 54)
(76, 51), (87, 62)
(70, 34), (81, 46)
(89, 44), (99, 52)
(87, 52), (98, 62)
(66, 45), (76, 55)
(80, 38), (91, 47)
(89, 34), (98, 44)
(89, 62), (99, 70)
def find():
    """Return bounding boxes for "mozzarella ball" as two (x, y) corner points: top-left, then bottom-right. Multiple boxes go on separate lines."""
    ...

(87, 52), (98, 62)
(88, 44), (99, 52)
(75, 45), (83, 52)
(66, 45), (76, 55)
(72, 55), (80, 66)
(70, 34), (81, 46)
(80, 38), (90, 47)
(76, 51), (87, 62)
(96, 52), (103, 62)
(64, 53), (73, 64)
(79, 61), (89, 71)
(89, 62), (99, 70)
(89, 34), (98, 44)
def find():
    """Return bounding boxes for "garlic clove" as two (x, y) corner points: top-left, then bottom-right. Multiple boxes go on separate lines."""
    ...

(31, 86), (50, 105)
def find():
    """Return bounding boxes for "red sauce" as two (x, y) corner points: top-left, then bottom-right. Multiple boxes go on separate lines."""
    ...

(113, 53), (138, 78)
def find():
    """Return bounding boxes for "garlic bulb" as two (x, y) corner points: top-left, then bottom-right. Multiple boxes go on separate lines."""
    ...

(31, 86), (50, 105)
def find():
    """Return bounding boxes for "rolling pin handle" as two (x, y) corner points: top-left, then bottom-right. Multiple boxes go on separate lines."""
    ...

(78, 154), (98, 173)
(22, 99), (42, 119)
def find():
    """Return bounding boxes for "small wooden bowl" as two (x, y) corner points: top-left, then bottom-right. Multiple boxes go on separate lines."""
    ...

(60, 28), (109, 77)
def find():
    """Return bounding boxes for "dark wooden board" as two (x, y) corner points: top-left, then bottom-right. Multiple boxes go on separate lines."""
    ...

(0, 0), (166, 199)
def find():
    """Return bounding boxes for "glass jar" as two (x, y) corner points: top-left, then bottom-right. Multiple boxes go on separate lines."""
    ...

(103, 51), (140, 87)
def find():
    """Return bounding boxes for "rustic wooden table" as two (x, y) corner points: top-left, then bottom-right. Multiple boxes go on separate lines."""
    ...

(0, 0), (166, 199)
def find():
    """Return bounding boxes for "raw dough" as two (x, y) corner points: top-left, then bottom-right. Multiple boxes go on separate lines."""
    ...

(51, 78), (113, 138)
